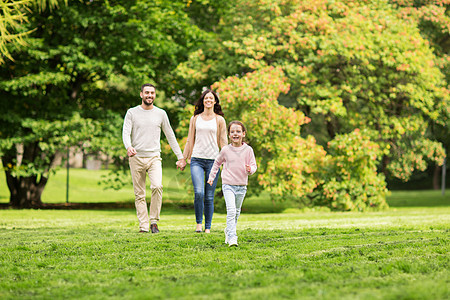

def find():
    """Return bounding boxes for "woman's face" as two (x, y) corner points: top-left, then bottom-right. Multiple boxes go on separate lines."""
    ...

(203, 92), (216, 109)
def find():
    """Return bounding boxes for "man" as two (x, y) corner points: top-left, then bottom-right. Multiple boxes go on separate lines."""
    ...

(122, 83), (186, 233)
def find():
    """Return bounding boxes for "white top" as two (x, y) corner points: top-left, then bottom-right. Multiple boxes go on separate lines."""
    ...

(122, 105), (183, 159)
(191, 115), (219, 160)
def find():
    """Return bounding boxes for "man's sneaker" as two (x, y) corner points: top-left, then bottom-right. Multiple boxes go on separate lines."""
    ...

(150, 224), (159, 234)
(228, 238), (238, 247)
(224, 228), (228, 244)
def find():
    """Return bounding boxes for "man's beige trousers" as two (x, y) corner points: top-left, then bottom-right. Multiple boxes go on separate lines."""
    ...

(129, 155), (163, 232)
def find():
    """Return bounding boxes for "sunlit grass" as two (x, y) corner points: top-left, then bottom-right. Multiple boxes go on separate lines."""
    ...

(0, 206), (448, 299)
(1, 167), (449, 299)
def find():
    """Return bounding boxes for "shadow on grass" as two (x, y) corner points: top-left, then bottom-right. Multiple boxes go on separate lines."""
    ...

(386, 190), (449, 207)
(0, 201), (195, 212)
(1, 190), (448, 212)
(0, 200), (286, 214)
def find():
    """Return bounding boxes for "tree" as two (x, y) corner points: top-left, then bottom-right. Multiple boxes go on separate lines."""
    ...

(176, 67), (388, 211)
(213, 67), (327, 202)
(0, 0), (66, 64)
(313, 129), (389, 211)
(177, 67), (328, 203)
(0, 0), (204, 207)
(175, 0), (448, 183)
(391, 0), (450, 188)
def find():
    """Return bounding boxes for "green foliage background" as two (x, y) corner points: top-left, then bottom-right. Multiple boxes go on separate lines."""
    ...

(0, 0), (448, 210)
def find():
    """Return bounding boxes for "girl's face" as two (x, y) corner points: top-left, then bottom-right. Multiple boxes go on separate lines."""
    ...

(229, 124), (245, 146)
(203, 92), (216, 109)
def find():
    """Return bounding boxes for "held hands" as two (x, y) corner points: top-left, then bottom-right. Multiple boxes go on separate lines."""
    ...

(176, 158), (187, 171)
(127, 147), (137, 157)
(245, 164), (251, 173)
(206, 179), (214, 186)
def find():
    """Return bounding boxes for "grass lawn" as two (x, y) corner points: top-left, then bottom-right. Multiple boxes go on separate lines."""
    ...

(0, 169), (449, 299)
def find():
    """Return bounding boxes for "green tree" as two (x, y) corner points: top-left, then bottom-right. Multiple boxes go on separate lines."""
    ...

(0, 0), (203, 207)
(177, 67), (328, 203)
(0, 0), (66, 64)
(314, 129), (389, 211)
(212, 67), (327, 202)
(176, 0), (448, 183)
(176, 67), (388, 211)
(391, 0), (450, 187)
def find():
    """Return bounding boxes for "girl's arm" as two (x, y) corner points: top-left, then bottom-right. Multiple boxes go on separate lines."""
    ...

(246, 147), (257, 175)
(207, 150), (226, 185)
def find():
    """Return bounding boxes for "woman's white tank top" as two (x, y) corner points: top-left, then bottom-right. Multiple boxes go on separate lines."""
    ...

(191, 115), (219, 160)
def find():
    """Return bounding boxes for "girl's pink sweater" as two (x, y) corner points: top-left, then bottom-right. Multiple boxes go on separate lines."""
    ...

(208, 143), (257, 186)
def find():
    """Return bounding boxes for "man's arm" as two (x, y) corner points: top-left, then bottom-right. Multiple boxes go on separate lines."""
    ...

(161, 111), (186, 169)
(122, 110), (136, 157)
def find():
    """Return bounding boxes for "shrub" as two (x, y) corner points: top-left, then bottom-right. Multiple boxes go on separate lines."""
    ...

(313, 129), (389, 211)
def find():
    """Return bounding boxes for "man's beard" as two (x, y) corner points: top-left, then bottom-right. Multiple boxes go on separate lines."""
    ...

(143, 97), (153, 106)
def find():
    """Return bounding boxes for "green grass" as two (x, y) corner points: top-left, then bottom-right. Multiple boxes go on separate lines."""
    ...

(387, 189), (450, 207)
(0, 168), (449, 299)
(0, 206), (448, 299)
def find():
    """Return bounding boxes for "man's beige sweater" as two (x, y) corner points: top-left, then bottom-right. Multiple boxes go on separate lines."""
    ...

(122, 105), (183, 159)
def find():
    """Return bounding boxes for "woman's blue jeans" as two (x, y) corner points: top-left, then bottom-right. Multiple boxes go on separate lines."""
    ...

(190, 157), (220, 230)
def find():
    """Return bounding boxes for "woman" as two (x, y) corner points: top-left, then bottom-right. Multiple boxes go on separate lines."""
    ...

(183, 89), (228, 233)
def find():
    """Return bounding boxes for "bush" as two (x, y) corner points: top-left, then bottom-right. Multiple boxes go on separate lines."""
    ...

(313, 129), (389, 211)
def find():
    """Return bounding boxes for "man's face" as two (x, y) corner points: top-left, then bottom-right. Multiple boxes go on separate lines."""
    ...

(140, 86), (156, 106)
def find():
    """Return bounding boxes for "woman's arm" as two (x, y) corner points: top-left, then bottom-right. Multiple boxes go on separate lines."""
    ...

(182, 115), (196, 162)
(217, 116), (228, 149)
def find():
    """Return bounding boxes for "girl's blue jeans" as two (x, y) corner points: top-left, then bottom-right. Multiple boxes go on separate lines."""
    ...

(222, 184), (247, 243)
(190, 157), (220, 230)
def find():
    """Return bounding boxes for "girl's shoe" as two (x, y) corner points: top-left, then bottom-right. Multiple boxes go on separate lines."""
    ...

(228, 239), (238, 247)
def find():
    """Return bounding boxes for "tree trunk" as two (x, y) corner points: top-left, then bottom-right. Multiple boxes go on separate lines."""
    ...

(381, 155), (390, 178)
(6, 171), (47, 208)
(3, 144), (52, 208)
(433, 164), (441, 190)
(326, 118), (337, 140)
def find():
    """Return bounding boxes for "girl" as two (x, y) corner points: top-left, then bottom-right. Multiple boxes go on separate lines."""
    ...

(207, 121), (257, 246)
(182, 90), (228, 233)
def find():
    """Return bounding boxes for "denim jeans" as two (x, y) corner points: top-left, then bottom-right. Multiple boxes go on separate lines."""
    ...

(222, 184), (247, 243)
(190, 157), (220, 230)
